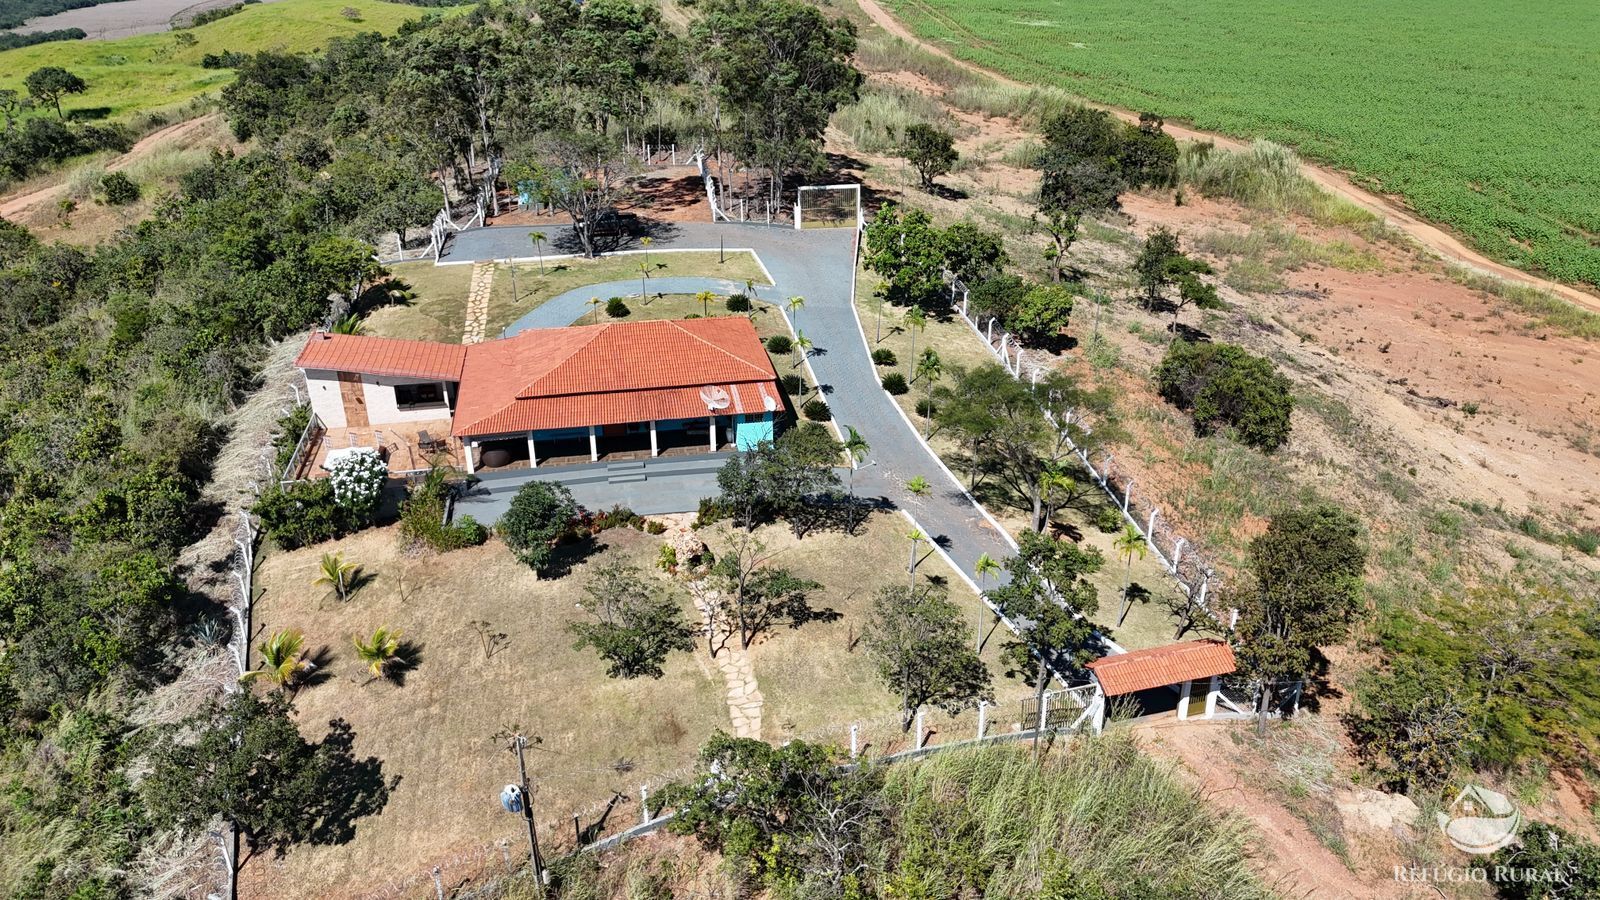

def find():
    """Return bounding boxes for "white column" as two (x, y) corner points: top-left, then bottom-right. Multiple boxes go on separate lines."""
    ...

(977, 701), (987, 739)
(639, 786), (649, 825)
(1091, 693), (1106, 734)
(707, 416), (716, 452)
(464, 439), (476, 475)
(1204, 675), (1220, 719)
(526, 431), (537, 469)
(588, 425), (598, 462)
(849, 723), (859, 759)
(1122, 480), (1134, 513)
(914, 709), (926, 750)
(649, 420), (658, 457)
(1177, 679), (1192, 721)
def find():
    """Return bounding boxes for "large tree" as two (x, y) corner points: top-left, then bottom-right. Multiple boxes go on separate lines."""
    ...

(901, 123), (957, 191)
(507, 131), (637, 258)
(499, 481), (579, 573)
(864, 584), (992, 731)
(1034, 156), (1123, 283)
(1232, 503), (1365, 734)
(695, 0), (861, 204)
(570, 562), (696, 678)
(705, 529), (828, 652)
(24, 66), (86, 120)
(863, 204), (951, 311)
(1154, 339), (1294, 451)
(714, 424), (842, 535)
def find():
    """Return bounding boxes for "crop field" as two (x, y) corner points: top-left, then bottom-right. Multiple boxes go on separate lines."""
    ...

(0, 0), (460, 121)
(880, 0), (1600, 287)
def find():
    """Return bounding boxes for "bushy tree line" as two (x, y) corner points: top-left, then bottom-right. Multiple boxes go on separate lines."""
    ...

(0, 146), (378, 895)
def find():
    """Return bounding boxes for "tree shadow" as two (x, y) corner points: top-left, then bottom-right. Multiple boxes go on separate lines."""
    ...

(928, 183), (969, 202)
(305, 718), (398, 848)
(541, 535), (603, 579)
(1169, 321), (1212, 343)
(299, 645), (338, 690)
(1048, 520), (1085, 542)
(377, 639), (425, 687)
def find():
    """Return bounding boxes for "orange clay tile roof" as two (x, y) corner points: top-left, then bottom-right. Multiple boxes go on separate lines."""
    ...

(295, 332), (468, 382)
(452, 318), (779, 437)
(295, 318), (781, 438)
(1086, 639), (1236, 697)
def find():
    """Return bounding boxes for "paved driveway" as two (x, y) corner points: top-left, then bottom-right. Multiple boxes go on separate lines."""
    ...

(442, 222), (1017, 589)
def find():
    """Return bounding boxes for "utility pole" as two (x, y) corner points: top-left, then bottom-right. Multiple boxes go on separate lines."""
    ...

(511, 734), (547, 896)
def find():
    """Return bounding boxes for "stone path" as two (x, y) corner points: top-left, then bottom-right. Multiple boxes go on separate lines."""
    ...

(691, 587), (764, 738)
(463, 261), (493, 343)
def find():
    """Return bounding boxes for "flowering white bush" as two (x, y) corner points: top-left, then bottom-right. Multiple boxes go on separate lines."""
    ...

(327, 448), (387, 519)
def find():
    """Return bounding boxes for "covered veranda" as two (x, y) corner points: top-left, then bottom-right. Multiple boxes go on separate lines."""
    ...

(462, 412), (773, 473)
(1084, 639), (1246, 731)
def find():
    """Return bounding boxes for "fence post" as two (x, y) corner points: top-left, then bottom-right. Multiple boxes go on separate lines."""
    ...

(1198, 572), (1210, 608)
(1122, 480), (1133, 513)
(1146, 507), (1160, 547)
(1229, 607), (1239, 629)
(849, 723), (859, 759)
(431, 866), (444, 900)
(977, 701), (987, 740)
(914, 709), (926, 750)
(986, 319), (994, 342)
(640, 786), (649, 825)
(1172, 538), (1186, 571)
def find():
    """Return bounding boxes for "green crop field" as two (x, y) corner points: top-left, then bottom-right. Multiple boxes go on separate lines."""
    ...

(0, 0), (463, 122)
(881, 0), (1600, 287)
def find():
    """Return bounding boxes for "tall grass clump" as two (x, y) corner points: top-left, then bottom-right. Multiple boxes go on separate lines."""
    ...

(878, 735), (1272, 898)
(831, 84), (951, 153)
(855, 35), (980, 88)
(1180, 139), (1375, 230)
(945, 82), (1076, 126)
(1445, 265), (1600, 340)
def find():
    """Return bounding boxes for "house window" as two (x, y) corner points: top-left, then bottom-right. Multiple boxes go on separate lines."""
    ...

(394, 382), (446, 409)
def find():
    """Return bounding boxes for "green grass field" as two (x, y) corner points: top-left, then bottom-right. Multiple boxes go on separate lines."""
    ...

(0, 0), (458, 122)
(880, 0), (1600, 287)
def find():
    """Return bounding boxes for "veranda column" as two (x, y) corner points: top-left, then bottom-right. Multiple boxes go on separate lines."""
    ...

(1177, 679), (1192, 721)
(588, 425), (598, 462)
(649, 421), (658, 458)
(464, 439), (476, 475)
(526, 431), (537, 469)
(707, 416), (716, 452)
(1204, 675), (1221, 719)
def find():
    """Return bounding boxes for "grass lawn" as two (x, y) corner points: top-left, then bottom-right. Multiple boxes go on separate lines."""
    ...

(249, 508), (1036, 896)
(0, 0), (458, 123)
(485, 251), (769, 337)
(852, 266), (1209, 651)
(881, 0), (1600, 286)
(364, 261), (474, 343)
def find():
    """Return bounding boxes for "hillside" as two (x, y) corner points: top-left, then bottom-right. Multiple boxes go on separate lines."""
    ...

(0, 0), (463, 121)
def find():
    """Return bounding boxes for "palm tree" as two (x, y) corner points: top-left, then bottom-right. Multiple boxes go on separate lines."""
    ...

(1114, 524), (1148, 626)
(587, 296), (603, 324)
(793, 331), (812, 369)
(906, 527), (926, 588)
(843, 425), (869, 534)
(1035, 467), (1075, 533)
(353, 625), (403, 679)
(906, 474), (930, 495)
(331, 313), (364, 335)
(528, 230), (547, 274)
(786, 295), (805, 330)
(638, 261), (651, 303)
(914, 348), (942, 435)
(315, 552), (358, 602)
(240, 629), (311, 691)
(640, 235), (653, 267)
(906, 306), (927, 364)
(974, 552), (1002, 651)
(695, 289), (715, 317)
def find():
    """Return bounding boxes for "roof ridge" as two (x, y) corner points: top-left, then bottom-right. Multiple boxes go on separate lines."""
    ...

(666, 319), (774, 380)
(514, 323), (610, 398)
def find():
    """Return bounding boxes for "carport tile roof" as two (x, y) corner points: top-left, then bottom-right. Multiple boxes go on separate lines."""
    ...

(1086, 639), (1236, 697)
(295, 332), (468, 381)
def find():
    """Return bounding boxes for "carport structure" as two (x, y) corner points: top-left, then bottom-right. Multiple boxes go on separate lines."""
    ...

(1085, 639), (1242, 731)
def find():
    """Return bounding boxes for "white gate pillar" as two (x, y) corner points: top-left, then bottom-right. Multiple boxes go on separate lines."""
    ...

(588, 425), (598, 462)
(1177, 679), (1192, 721)
(464, 439), (477, 475)
(707, 416), (717, 452)
(649, 421), (659, 458)
(526, 432), (538, 469)
(1204, 675), (1221, 719)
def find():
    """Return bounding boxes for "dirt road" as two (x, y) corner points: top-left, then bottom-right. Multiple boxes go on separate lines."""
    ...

(854, 0), (1600, 314)
(0, 113), (221, 220)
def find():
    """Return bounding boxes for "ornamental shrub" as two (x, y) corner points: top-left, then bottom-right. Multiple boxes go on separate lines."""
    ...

(398, 468), (488, 551)
(780, 374), (803, 395)
(1154, 340), (1293, 451)
(915, 398), (937, 417)
(871, 348), (897, 366)
(881, 372), (909, 395)
(725, 294), (752, 312)
(766, 334), (793, 354)
(252, 479), (353, 549)
(98, 172), (140, 206)
(605, 297), (630, 317)
(499, 481), (579, 573)
(802, 399), (832, 421)
(326, 447), (387, 521)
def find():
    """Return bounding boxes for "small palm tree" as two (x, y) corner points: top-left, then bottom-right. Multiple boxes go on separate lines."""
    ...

(240, 629), (311, 691)
(793, 331), (812, 368)
(640, 235), (653, 266)
(638, 261), (651, 303)
(843, 425), (869, 532)
(695, 289), (715, 317)
(353, 626), (403, 679)
(906, 306), (927, 363)
(906, 474), (930, 495)
(315, 552), (359, 602)
(974, 552), (1002, 651)
(587, 296), (603, 324)
(906, 527), (926, 587)
(528, 230), (547, 274)
(786, 295), (805, 330)
(915, 348), (942, 435)
(1114, 524), (1148, 626)
(1035, 467), (1075, 532)
(331, 313), (365, 335)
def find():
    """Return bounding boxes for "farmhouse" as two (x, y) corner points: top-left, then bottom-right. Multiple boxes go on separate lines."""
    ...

(1085, 638), (1240, 730)
(292, 317), (782, 475)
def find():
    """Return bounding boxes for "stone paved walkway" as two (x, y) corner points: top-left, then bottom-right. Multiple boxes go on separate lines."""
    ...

(463, 261), (493, 343)
(691, 586), (764, 738)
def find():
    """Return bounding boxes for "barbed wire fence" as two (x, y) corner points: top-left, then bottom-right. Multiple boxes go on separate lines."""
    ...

(942, 273), (1233, 630)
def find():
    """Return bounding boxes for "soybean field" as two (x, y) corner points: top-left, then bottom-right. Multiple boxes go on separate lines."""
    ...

(881, 0), (1600, 287)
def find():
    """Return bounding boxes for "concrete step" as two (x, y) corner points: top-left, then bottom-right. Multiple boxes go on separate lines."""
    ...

(607, 460), (647, 471)
(608, 473), (649, 484)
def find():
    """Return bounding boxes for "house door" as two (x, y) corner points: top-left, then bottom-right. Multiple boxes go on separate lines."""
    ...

(337, 372), (369, 428)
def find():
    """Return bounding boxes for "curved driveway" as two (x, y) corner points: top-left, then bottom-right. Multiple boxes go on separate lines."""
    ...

(444, 223), (1016, 589)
